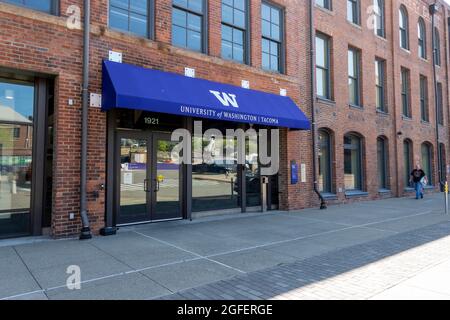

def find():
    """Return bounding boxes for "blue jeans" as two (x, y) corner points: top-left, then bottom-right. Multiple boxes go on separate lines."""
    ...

(414, 182), (423, 199)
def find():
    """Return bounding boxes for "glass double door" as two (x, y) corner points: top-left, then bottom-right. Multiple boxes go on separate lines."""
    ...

(117, 131), (181, 225)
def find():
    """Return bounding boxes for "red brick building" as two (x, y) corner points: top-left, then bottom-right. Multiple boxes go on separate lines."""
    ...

(0, 0), (448, 240)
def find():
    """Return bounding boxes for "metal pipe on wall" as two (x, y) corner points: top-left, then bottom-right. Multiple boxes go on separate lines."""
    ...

(80, 0), (92, 240)
(309, 0), (327, 209)
(430, 2), (444, 191)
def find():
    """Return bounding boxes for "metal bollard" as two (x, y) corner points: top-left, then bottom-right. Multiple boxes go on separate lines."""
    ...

(445, 181), (448, 215)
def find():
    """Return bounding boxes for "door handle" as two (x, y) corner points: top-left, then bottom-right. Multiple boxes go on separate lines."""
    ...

(144, 179), (150, 192)
(154, 179), (160, 192)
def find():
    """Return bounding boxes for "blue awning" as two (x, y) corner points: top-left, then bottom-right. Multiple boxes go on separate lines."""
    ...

(102, 60), (310, 130)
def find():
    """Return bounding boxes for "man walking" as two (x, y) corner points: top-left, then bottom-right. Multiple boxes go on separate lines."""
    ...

(410, 164), (427, 200)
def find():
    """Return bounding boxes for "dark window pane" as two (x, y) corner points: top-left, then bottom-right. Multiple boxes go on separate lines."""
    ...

(110, 7), (130, 32)
(130, 0), (148, 15)
(222, 41), (233, 60)
(233, 28), (244, 45)
(172, 25), (186, 47)
(130, 13), (148, 37)
(262, 38), (270, 53)
(222, 4), (233, 25)
(233, 45), (244, 62)
(173, 0), (188, 8)
(187, 13), (201, 32)
(172, 8), (186, 27)
(262, 20), (271, 38)
(262, 3), (270, 20)
(234, 10), (245, 28)
(262, 52), (270, 69)
(222, 24), (232, 42)
(187, 30), (202, 51)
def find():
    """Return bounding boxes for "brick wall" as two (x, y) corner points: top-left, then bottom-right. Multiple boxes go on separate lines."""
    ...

(314, 0), (450, 205)
(0, 0), (449, 237)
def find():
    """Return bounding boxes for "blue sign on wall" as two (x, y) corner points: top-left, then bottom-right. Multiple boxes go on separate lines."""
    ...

(291, 161), (298, 185)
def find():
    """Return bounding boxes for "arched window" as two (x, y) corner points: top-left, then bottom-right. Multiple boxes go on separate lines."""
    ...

(418, 18), (426, 59)
(377, 137), (389, 190)
(399, 6), (409, 50)
(344, 133), (363, 191)
(318, 129), (333, 193)
(434, 28), (441, 66)
(374, 0), (385, 37)
(421, 143), (433, 185)
(404, 139), (413, 187)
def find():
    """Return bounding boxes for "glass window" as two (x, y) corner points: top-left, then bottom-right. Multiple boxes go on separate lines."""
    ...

(420, 75), (429, 122)
(377, 137), (388, 189)
(261, 3), (283, 73)
(347, 0), (360, 25)
(437, 82), (444, 125)
(404, 140), (412, 187)
(375, 58), (386, 112)
(0, 79), (35, 237)
(110, 0), (150, 38)
(399, 6), (409, 50)
(418, 18), (426, 59)
(434, 28), (441, 66)
(316, 0), (331, 10)
(316, 34), (331, 100)
(348, 48), (360, 106)
(344, 134), (363, 191)
(318, 129), (332, 193)
(221, 0), (248, 64)
(401, 67), (410, 117)
(2, 0), (55, 14)
(172, 0), (204, 52)
(245, 131), (260, 207)
(373, 0), (385, 37)
(192, 123), (240, 212)
(421, 143), (433, 185)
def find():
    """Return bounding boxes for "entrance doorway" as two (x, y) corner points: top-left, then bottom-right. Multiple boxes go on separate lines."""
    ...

(116, 131), (182, 225)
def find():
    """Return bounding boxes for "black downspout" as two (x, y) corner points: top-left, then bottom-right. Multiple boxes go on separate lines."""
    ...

(80, 0), (92, 240)
(309, 0), (327, 209)
(430, 2), (444, 191)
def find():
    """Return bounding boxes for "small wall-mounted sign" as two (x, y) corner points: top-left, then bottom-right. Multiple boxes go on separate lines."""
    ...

(185, 67), (195, 78)
(301, 163), (307, 183)
(241, 80), (250, 89)
(90, 93), (102, 108)
(280, 88), (287, 96)
(291, 161), (298, 185)
(108, 50), (122, 63)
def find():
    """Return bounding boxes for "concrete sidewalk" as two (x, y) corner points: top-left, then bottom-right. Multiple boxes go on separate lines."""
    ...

(1, 193), (449, 300)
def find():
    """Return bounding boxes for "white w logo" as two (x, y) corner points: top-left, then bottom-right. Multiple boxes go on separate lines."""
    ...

(209, 90), (239, 108)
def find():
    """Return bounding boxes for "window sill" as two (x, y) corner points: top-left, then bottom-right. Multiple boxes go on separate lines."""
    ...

(376, 109), (389, 116)
(374, 34), (387, 42)
(315, 5), (334, 16)
(347, 21), (362, 30)
(421, 120), (431, 125)
(419, 57), (428, 63)
(400, 47), (411, 54)
(321, 192), (338, 200)
(316, 97), (336, 106)
(349, 104), (364, 110)
(378, 188), (391, 194)
(402, 115), (413, 121)
(404, 187), (415, 192)
(108, 26), (152, 41)
(345, 190), (369, 198)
